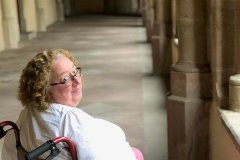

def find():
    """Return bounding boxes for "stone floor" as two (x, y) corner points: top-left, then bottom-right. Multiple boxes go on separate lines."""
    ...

(0, 15), (168, 160)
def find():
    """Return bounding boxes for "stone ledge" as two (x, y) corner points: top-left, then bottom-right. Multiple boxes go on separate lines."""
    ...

(220, 109), (240, 147)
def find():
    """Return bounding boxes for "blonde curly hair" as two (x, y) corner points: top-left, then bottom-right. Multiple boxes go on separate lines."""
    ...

(18, 49), (80, 111)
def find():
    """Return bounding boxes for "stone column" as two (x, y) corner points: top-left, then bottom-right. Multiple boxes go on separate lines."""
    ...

(63, 0), (71, 16)
(160, 0), (172, 78)
(229, 0), (240, 112)
(210, 0), (237, 109)
(144, 0), (154, 42)
(151, 0), (172, 76)
(141, 0), (148, 26)
(167, 0), (211, 159)
(17, 0), (26, 32)
(151, 0), (161, 74)
(1, 0), (20, 49)
(56, 0), (64, 22)
(137, 0), (142, 13)
(36, 0), (47, 32)
(173, 1), (209, 72)
(19, 0), (38, 40)
(171, 0), (178, 64)
(0, 1), (5, 51)
(130, 0), (139, 14)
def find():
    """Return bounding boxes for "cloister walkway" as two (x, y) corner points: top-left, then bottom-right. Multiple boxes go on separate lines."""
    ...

(0, 15), (168, 160)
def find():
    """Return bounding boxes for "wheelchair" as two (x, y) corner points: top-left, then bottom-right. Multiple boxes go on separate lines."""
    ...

(0, 121), (77, 160)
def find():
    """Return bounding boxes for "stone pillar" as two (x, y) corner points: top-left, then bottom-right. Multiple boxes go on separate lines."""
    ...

(151, 0), (161, 74)
(229, 0), (240, 112)
(173, 1), (209, 72)
(130, 0), (139, 14)
(36, 0), (47, 32)
(19, 0), (38, 40)
(151, 0), (172, 76)
(137, 0), (142, 13)
(160, 0), (172, 78)
(167, 0), (211, 159)
(63, 0), (70, 16)
(141, 0), (148, 26)
(144, 0), (154, 42)
(171, 0), (178, 64)
(17, 0), (26, 32)
(0, 1), (5, 51)
(1, 0), (20, 49)
(56, 0), (64, 21)
(210, 0), (238, 109)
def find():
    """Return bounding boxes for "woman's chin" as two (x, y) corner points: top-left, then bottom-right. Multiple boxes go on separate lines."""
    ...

(72, 95), (82, 107)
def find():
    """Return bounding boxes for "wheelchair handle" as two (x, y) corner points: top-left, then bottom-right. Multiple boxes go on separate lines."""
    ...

(0, 121), (21, 149)
(53, 137), (77, 160)
(25, 140), (59, 160)
(25, 137), (77, 160)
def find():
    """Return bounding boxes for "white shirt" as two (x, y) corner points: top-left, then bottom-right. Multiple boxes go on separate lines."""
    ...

(2, 103), (136, 160)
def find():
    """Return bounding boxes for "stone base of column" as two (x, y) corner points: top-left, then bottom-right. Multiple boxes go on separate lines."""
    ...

(167, 95), (210, 160)
(171, 71), (212, 98)
(20, 32), (37, 41)
(167, 70), (211, 160)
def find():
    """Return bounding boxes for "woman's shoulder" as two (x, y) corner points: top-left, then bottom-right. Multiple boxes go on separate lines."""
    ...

(49, 103), (89, 116)
(49, 103), (94, 125)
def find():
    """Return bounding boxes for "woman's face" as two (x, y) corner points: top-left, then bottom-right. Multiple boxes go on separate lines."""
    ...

(49, 55), (82, 107)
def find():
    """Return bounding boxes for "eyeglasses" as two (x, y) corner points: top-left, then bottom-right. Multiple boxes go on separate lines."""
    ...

(50, 67), (82, 86)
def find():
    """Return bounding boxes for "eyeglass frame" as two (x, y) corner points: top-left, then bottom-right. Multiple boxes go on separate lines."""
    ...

(50, 67), (82, 86)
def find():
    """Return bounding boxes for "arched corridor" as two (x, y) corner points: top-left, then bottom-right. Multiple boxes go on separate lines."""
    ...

(0, 15), (168, 160)
(2, 0), (240, 159)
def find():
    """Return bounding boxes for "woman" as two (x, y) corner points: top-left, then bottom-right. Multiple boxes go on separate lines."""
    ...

(1, 49), (143, 160)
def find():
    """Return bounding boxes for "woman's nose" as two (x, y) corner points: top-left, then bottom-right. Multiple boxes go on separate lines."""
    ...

(72, 76), (81, 85)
